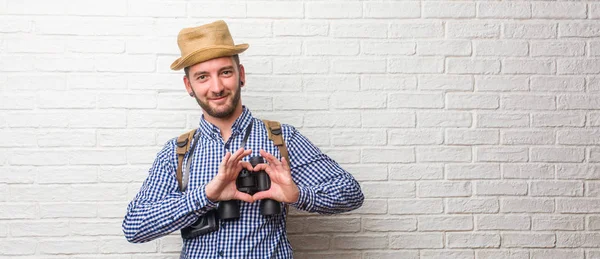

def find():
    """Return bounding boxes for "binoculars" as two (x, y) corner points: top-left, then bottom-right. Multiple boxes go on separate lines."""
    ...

(218, 156), (281, 219)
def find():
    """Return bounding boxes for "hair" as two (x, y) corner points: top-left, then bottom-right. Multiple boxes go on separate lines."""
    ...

(184, 54), (240, 78)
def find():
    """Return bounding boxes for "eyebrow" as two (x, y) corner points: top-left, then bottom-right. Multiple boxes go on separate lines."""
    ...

(192, 66), (235, 78)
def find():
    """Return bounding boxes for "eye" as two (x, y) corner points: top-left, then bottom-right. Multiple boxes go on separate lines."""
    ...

(222, 70), (232, 75)
(197, 75), (206, 80)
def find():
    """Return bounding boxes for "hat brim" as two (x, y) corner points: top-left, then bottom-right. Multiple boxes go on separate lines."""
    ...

(170, 44), (249, 71)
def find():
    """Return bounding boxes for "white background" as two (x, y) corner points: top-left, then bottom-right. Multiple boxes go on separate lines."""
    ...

(1, 0), (600, 258)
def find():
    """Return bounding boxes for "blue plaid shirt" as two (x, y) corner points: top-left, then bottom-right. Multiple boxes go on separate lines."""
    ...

(122, 106), (364, 258)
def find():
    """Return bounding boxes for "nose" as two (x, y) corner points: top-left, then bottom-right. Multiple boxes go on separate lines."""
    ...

(209, 76), (225, 95)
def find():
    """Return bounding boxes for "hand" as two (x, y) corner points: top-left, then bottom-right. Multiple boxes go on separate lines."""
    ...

(205, 148), (254, 203)
(252, 149), (299, 204)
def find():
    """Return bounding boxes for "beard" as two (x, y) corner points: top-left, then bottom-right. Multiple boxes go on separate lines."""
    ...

(193, 82), (242, 119)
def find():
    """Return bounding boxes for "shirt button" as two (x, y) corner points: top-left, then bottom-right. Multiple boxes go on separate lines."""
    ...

(218, 251), (224, 256)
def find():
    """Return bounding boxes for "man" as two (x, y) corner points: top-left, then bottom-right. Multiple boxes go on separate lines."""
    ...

(122, 20), (364, 258)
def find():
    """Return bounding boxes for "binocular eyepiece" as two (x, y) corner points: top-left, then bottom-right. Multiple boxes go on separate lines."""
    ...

(218, 156), (281, 220)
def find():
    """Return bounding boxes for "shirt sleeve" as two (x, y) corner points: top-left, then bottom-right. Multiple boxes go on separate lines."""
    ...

(122, 138), (217, 243)
(285, 126), (364, 214)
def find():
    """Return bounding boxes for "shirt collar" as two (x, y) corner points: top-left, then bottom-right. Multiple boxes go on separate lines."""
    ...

(198, 105), (253, 139)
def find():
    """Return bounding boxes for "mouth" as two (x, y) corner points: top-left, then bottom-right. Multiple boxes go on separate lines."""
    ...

(209, 95), (228, 102)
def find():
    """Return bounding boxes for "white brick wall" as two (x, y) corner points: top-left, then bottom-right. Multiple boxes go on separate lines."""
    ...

(1, 0), (600, 258)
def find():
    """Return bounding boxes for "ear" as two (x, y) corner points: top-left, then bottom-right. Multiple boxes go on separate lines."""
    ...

(183, 75), (193, 96)
(238, 64), (246, 88)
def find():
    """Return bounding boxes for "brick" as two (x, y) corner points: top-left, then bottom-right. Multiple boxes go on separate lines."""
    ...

(389, 164), (443, 180)
(560, 22), (600, 38)
(39, 202), (96, 218)
(389, 22), (444, 38)
(418, 181), (471, 197)
(504, 22), (557, 39)
(95, 55), (155, 72)
(447, 198), (499, 214)
(503, 59), (555, 74)
(247, 2), (302, 18)
(417, 147), (471, 162)
(364, 251), (419, 259)
(288, 235), (330, 251)
(362, 111), (415, 128)
(99, 238), (157, 253)
(559, 129), (600, 145)
(0, 55), (36, 71)
(532, 2), (586, 19)
(127, 111), (186, 128)
(364, 2), (420, 18)
(97, 202), (128, 218)
(590, 148), (600, 162)
(531, 76), (585, 92)
(532, 250), (584, 259)
(558, 164), (600, 180)
(592, 77), (600, 92)
(417, 111), (472, 128)
(331, 22), (387, 38)
(476, 147), (528, 162)
(363, 147), (414, 163)
(305, 40), (359, 56)
(274, 21), (328, 37)
(305, 112), (360, 128)
(446, 163), (500, 180)
(446, 129), (499, 145)
(0, 203), (36, 219)
(0, 167), (36, 183)
(478, 2), (531, 19)
(332, 59), (386, 73)
(38, 130), (96, 147)
(477, 215), (531, 230)
(531, 147), (584, 162)
(447, 233), (500, 248)
(389, 199), (443, 215)
(503, 164), (555, 179)
(350, 199), (387, 215)
(477, 251), (529, 259)
(36, 91), (96, 109)
(447, 21), (501, 38)
(389, 57), (445, 74)
(501, 130), (554, 145)
(423, 2), (475, 18)
(389, 129), (443, 145)
(5, 36), (65, 53)
(589, 216), (600, 230)
(389, 93), (444, 109)
(587, 181), (600, 197)
(322, 148), (360, 164)
(532, 41), (585, 57)
(295, 252), (360, 259)
(306, 2), (361, 18)
(362, 217), (416, 232)
(6, 74), (66, 91)
(557, 199), (600, 213)
(245, 40), (302, 57)
(532, 112), (585, 127)
(593, 3), (600, 19)
(418, 40), (471, 56)
(502, 198), (554, 213)
(10, 185), (71, 202)
(474, 40), (528, 57)
(9, 150), (69, 165)
(558, 233), (600, 248)
(332, 130), (386, 146)
(70, 184), (127, 201)
(188, 2), (245, 18)
(242, 57), (272, 75)
(446, 93), (500, 109)
(67, 73), (127, 90)
(390, 233), (443, 249)
(361, 182), (415, 198)
(0, 94), (35, 110)
(305, 217), (360, 233)
(361, 75), (417, 91)
(0, 239), (37, 255)
(501, 95), (555, 110)
(475, 76), (529, 92)
(0, 17), (30, 32)
(273, 58), (329, 74)
(475, 181), (527, 196)
(419, 75), (472, 91)
(592, 43), (600, 57)
(97, 130), (156, 147)
(362, 41), (415, 56)
(333, 235), (388, 250)
(0, 130), (36, 147)
(127, 0), (185, 17)
(421, 250), (474, 259)
(69, 38), (125, 53)
(418, 215), (473, 231)
(533, 215), (584, 231)
(11, 221), (69, 237)
(273, 94), (328, 110)
(502, 233), (555, 248)
(447, 58), (500, 74)
(558, 59), (600, 75)
(331, 92), (386, 109)
(558, 95), (600, 109)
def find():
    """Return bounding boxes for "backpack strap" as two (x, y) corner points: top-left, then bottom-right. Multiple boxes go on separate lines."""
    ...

(176, 129), (197, 191)
(262, 120), (290, 164)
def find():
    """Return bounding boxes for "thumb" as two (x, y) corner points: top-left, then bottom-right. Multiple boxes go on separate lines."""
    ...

(234, 191), (255, 203)
(252, 190), (271, 201)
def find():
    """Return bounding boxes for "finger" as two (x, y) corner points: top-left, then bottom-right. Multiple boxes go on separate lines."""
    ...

(234, 191), (255, 203)
(260, 149), (281, 166)
(231, 149), (253, 164)
(252, 190), (272, 201)
(281, 156), (291, 173)
(239, 161), (254, 172)
(252, 164), (274, 177)
(221, 152), (231, 166)
(228, 148), (246, 164)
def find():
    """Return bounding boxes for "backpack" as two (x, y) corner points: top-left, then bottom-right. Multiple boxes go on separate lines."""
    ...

(174, 119), (289, 191)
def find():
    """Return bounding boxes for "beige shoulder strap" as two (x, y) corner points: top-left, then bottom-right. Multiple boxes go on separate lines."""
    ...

(262, 119), (290, 164)
(176, 129), (197, 191)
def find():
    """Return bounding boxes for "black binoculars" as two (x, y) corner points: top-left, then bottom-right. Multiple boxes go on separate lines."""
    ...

(218, 156), (281, 219)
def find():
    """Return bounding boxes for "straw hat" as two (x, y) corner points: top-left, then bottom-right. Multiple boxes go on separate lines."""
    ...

(170, 20), (249, 71)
